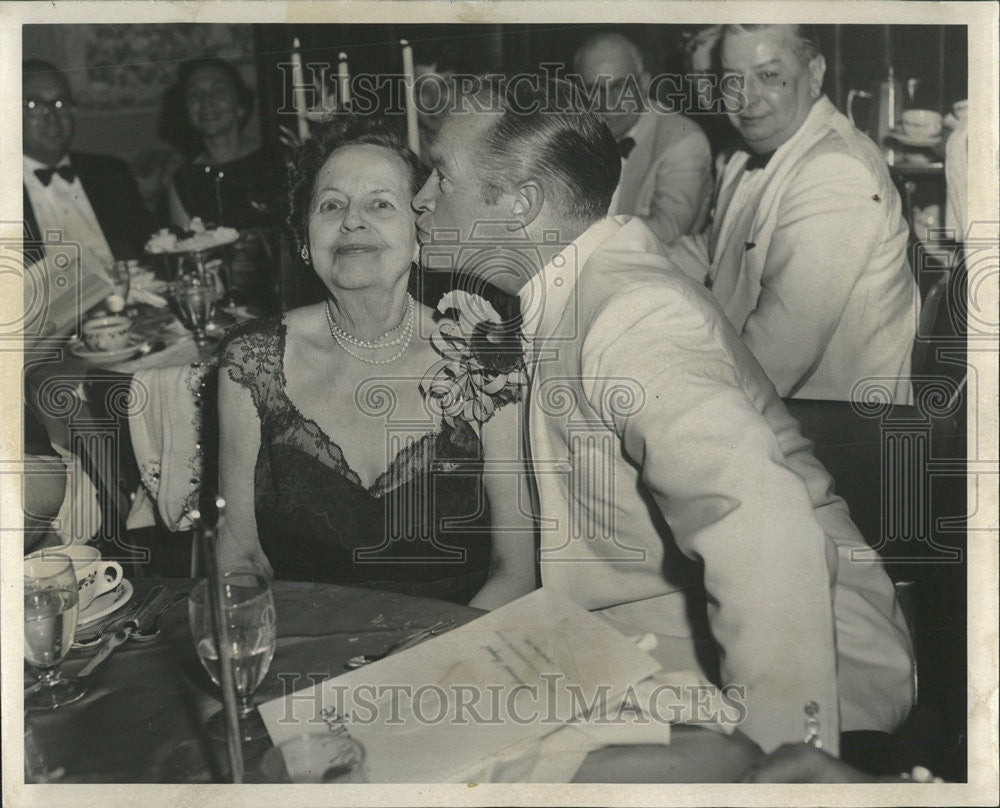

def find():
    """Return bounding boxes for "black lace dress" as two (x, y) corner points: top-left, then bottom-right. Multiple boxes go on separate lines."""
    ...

(216, 316), (496, 604)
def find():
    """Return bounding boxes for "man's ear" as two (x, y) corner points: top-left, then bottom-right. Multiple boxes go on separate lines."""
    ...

(808, 54), (826, 98)
(509, 181), (544, 231)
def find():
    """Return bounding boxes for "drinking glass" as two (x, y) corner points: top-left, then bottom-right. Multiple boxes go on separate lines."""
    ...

(109, 260), (131, 302)
(189, 572), (276, 742)
(173, 271), (219, 347)
(24, 553), (86, 710)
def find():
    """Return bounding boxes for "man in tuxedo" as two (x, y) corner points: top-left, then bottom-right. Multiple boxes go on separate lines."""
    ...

(666, 25), (918, 403)
(573, 31), (712, 245)
(22, 60), (152, 268)
(414, 74), (914, 755)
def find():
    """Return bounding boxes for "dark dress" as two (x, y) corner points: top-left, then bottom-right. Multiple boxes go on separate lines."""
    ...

(172, 145), (286, 312)
(216, 316), (499, 605)
(171, 144), (285, 231)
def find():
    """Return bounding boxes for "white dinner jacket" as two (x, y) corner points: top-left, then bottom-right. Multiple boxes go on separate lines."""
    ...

(613, 110), (713, 246)
(524, 216), (914, 754)
(669, 97), (919, 403)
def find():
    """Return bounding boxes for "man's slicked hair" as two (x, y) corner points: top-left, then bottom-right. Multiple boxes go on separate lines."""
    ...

(466, 74), (620, 223)
(722, 24), (824, 66)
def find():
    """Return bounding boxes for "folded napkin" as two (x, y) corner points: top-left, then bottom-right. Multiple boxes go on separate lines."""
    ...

(126, 361), (215, 531)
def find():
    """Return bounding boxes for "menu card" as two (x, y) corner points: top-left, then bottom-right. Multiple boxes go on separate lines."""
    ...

(258, 588), (664, 782)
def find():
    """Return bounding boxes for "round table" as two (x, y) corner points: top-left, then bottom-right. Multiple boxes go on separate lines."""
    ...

(26, 578), (760, 783)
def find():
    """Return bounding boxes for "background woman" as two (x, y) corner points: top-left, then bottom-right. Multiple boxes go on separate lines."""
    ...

(214, 116), (536, 609)
(166, 57), (286, 311)
(166, 57), (284, 231)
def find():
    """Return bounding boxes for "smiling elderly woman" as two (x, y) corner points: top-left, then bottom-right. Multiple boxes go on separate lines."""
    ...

(214, 116), (536, 608)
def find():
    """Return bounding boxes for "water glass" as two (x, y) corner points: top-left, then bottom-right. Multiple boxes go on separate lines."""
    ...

(189, 572), (276, 742)
(24, 553), (87, 710)
(173, 271), (219, 346)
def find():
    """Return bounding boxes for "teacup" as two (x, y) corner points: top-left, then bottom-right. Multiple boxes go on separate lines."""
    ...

(26, 545), (124, 611)
(81, 315), (132, 352)
(901, 109), (943, 138)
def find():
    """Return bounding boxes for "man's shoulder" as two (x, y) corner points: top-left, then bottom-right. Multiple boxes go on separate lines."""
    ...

(788, 103), (888, 184)
(643, 108), (710, 150)
(579, 220), (716, 315)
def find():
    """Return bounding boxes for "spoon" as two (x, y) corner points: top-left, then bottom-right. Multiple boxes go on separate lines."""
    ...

(126, 339), (166, 361)
(129, 592), (188, 642)
(344, 620), (454, 669)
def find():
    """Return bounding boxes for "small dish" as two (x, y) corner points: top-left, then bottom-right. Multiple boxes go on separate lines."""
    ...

(70, 334), (151, 364)
(76, 579), (134, 627)
(887, 129), (942, 148)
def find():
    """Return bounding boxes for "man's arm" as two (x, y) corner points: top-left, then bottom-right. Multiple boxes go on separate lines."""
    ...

(642, 124), (713, 245)
(741, 152), (888, 396)
(584, 283), (840, 754)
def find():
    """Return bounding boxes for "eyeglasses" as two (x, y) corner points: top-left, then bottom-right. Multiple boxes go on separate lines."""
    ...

(23, 98), (76, 117)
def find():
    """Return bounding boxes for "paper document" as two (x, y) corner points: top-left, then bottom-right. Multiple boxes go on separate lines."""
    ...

(258, 588), (664, 782)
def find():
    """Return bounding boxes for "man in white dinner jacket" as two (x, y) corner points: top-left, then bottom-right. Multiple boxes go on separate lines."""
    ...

(414, 73), (914, 756)
(573, 31), (713, 245)
(667, 24), (919, 403)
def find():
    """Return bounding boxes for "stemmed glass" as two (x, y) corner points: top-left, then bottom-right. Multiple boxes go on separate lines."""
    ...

(24, 553), (87, 710)
(173, 270), (219, 347)
(189, 571), (276, 742)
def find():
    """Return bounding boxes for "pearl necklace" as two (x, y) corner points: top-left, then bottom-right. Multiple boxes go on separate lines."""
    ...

(326, 294), (413, 348)
(325, 295), (414, 365)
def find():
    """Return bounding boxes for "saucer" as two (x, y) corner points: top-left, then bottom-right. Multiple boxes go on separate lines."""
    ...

(76, 579), (134, 627)
(887, 129), (942, 148)
(70, 333), (151, 364)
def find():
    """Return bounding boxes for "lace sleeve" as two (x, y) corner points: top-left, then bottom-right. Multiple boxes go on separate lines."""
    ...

(214, 316), (283, 418)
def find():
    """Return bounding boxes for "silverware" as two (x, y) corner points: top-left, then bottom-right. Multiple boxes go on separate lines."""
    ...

(129, 592), (188, 642)
(344, 619), (454, 669)
(72, 602), (141, 649)
(76, 586), (169, 677)
(127, 339), (166, 361)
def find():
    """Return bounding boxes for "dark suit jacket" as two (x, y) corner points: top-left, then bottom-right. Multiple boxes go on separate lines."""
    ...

(23, 151), (153, 264)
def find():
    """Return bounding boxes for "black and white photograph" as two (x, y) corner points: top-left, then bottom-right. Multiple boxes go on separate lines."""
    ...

(1, 2), (996, 805)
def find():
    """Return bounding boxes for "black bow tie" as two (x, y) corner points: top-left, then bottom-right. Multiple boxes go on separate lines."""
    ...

(743, 149), (775, 172)
(617, 136), (636, 159)
(35, 164), (75, 186)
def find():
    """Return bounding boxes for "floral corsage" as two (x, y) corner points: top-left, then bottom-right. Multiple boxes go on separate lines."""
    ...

(420, 291), (527, 435)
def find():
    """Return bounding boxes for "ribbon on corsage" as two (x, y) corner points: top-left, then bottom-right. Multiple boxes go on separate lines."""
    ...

(420, 291), (527, 432)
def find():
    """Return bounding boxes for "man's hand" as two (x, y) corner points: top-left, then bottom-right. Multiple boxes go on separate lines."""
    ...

(742, 742), (886, 783)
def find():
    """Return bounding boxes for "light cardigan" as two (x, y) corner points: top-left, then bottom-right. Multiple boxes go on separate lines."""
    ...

(669, 96), (919, 403)
(520, 216), (914, 753)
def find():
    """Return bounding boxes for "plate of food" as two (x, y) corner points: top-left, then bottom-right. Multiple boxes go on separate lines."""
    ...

(145, 217), (241, 255)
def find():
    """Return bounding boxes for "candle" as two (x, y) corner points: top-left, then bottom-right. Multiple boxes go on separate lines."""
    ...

(291, 37), (309, 141)
(401, 39), (420, 156)
(338, 52), (350, 107)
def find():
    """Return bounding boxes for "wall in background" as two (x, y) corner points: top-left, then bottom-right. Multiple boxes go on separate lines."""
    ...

(22, 24), (261, 223)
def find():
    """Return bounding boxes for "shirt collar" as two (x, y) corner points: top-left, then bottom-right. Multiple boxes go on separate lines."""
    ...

(24, 153), (72, 180)
(517, 217), (620, 344)
(738, 96), (834, 173)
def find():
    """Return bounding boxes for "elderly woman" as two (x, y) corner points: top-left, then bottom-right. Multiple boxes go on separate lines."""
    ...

(215, 116), (535, 608)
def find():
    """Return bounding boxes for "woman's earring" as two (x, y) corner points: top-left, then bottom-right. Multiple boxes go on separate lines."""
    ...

(412, 243), (421, 264)
(300, 246), (310, 263)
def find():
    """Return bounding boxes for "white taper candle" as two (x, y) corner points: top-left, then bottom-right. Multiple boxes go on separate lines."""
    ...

(291, 38), (309, 141)
(338, 52), (351, 106)
(401, 39), (420, 156)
